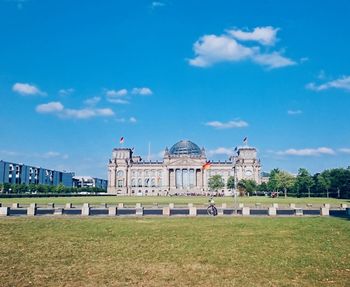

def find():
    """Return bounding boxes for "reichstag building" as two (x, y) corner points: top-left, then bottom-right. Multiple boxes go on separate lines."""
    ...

(107, 140), (261, 195)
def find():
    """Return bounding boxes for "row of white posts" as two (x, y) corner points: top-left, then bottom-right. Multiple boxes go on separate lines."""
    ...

(0, 202), (349, 217)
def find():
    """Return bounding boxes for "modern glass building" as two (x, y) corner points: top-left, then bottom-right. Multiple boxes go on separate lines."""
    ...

(0, 160), (73, 187)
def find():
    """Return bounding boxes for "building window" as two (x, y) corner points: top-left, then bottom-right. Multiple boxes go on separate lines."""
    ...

(145, 170), (149, 177)
(151, 178), (156, 187)
(117, 171), (124, 177)
(138, 178), (142, 187)
(117, 180), (123, 187)
(131, 178), (136, 187)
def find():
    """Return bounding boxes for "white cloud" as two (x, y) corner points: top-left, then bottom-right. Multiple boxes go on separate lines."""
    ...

(252, 52), (296, 69)
(63, 108), (114, 119)
(152, 1), (165, 8)
(132, 87), (153, 95)
(58, 88), (74, 96)
(205, 120), (248, 129)
(287, 109), (302, 115)
(12, 82), (46, 96)
(84, 96), (101, 106)
(189, 26), (296, 69)
(276, 147), (335, 156)
(229, 26), (279, 46)
(106, 89), (128, 97)
(306, 76), (350, 92)
(189, 35), (255, 67)
(36, 102), (64, 113)
(107, 98), (129, 104)
(208, 147), (234, 157)
(129, 117), (137, 123)
(338, 148), (350, 154)
(36, 102), (114, 119)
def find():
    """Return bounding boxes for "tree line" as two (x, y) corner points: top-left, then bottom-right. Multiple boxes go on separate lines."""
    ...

(0, 183), (107, 194)
(207, 167), (350, 199)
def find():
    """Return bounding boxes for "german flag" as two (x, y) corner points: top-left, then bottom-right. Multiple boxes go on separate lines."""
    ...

(202, 161), (211, 170)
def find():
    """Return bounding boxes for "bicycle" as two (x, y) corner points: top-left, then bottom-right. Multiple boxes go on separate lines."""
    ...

(207, 196), (218, 216)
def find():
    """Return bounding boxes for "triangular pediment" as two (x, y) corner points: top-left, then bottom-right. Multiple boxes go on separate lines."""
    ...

(166, 156), (206, 167)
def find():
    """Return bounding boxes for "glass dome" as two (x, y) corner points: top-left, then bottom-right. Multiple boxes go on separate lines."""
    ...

(169, 140), (202, 156)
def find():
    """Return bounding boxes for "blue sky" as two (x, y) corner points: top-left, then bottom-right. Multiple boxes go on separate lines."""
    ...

(1, 0), (350, 178)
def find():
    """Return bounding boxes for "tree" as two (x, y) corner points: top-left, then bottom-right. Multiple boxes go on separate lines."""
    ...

(237, 179), (257, 196)
(208, 175), (225, 193)
(295, 168), (314, 197)
(317, 170), (331, 198)
(226, 176), (235, 190)
(257, 182), (268, 192)
(55, 183), (66, 193)
(267, 169), (280, 192)
(276, 171), (295, 198)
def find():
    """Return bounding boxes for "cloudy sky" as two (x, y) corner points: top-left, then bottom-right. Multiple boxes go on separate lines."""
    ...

(1, 0), (350, 178)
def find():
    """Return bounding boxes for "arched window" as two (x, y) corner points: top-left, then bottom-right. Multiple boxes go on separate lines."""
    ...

(151, 178), (156, 187)
(138, 178), (142, 187)
(131, 178), (136, 187)
(145, 178), (150, 187)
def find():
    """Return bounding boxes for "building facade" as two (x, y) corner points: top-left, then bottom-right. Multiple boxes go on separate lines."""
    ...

(73, 176), (108, 190)
(107, 140), (261, 195)
(0, 160), (73, 187)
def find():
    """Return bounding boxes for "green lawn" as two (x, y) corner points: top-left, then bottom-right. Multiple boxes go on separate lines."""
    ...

(0, 195), (349, 207)
(0, 217), (349, 286)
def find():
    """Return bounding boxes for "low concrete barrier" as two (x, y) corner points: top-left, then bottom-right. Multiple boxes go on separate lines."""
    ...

(242, 207), (250, 216)
(118, 203), (124, 208)
(169, 203), (175, 208)
(162, 207), (170, 216)
(268, 207), (277, 216)
(340, 203), (347, 209)
(189, 206), (197, 216)
(222, 203), (227, 209)
(346, 208), (350, 217)
(217, 208), (224, 216)
(101, 203), (107, 208)
(0, 207), (9, 216)
(188, 203), (193, 208)
(136, 203), (142, 208)
(12, 203), (19, 208)
(323, 203), (330, 209)
(289, 203), (296, 209)
(238, 203), (244, 208)
(81, 203), (90, 216)
(108, 206), (117, 216)
(272, 203), (278, 208)
(65, 203), (72, 209)
(47, 203), (55, 208)
(320, 207), (329, 216)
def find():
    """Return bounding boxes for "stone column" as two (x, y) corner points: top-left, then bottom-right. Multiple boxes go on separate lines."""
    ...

(0, 207), (9, 216)
(108, 206), (117, 216)
(81, 203), (90, 216)
(135, 207), (144, 216)
(162, 207), (170, 216)
(242, 207), (250, 216)
(268, 207), (277, 216)
(65, 203), (72, 209)
(189, 206), (197, 216)
(320, 207), (329, 216)
(27, 203), (37, 216)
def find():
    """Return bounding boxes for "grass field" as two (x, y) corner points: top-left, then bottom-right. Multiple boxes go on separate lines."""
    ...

(0, 217), (349, 286)
(0, 196), (349, 207)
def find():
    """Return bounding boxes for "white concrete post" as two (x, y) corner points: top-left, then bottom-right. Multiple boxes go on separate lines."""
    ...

(162, 207), (170, 216)
(188, 203), (193, 208)
(136, 203), (142, 208)
(268, 207), (277, 216)
(48, 203), (55, 208)
(27, 203), (37, 216)
(272, 203), (278, 208)
(0, 207), (9, 216)
(221, 203), (227, 209)
(81, 203), (90, 216)
(320, 207), (329, 216)
(169, 203), (174, 208)
(12, 203), (19, 208)
(289, 203), (296, 209)
(135, 207), (144, 216)
(217, 208), (224, 216)
(238, 203), (244, 208)
(108, 206), (117, 216)
(54, 208), (63, 215)
(295, 208), (303, 216)
(242, 207), (250, 216)
(118, 203), (124, 208)
(101, 203), (107, 208)
(189, 206), (197, 216)
(65, 203), (72, 209)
